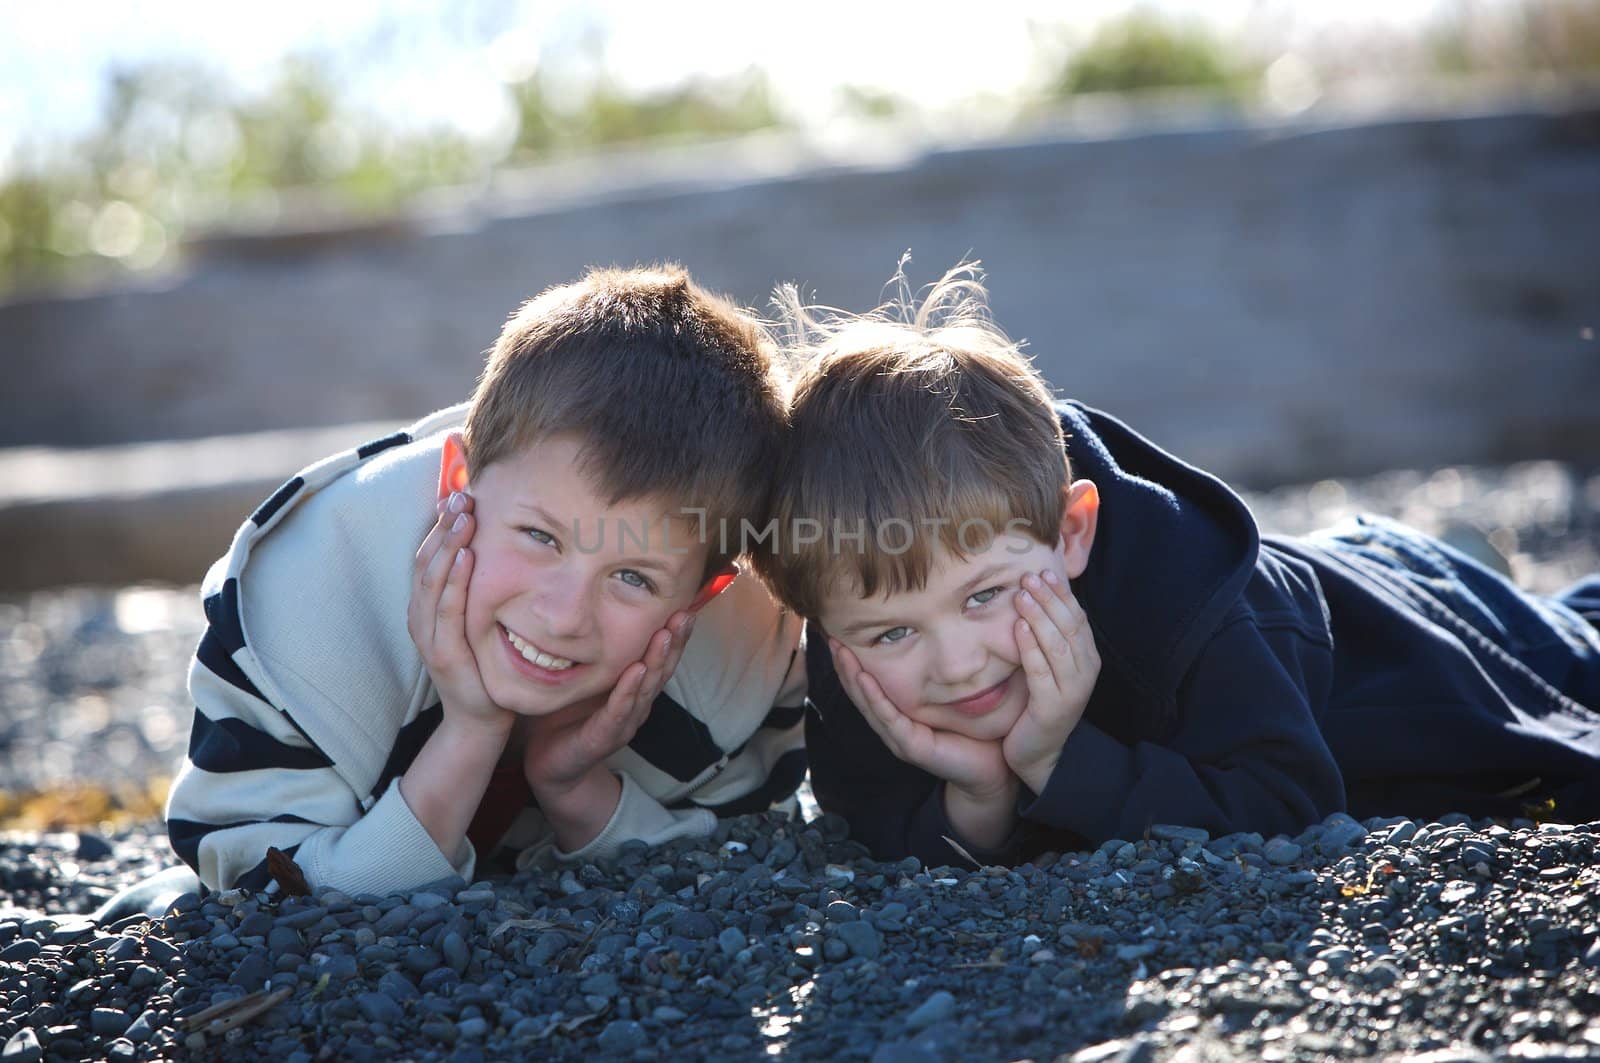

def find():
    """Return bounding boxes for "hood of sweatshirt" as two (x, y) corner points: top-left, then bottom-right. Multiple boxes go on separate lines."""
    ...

(1058, 401), (1261, 727)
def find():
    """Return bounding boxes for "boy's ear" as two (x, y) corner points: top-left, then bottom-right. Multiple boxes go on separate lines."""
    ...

(1057, 479), (1100, 579)
(438, 431), (470, 500)
(687, 563), (740, 613)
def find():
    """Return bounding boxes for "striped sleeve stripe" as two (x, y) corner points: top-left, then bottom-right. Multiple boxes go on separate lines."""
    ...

(627, 692), (724, 782)
(187, 708), (333, 774)
(232, 843), (303, 893)
(167, 813), (317, 873)
(371, 703), (443, 799)
(676, 748), (808, 817)
(250, 475), (306, 527)
(203, 579), (247, 653)
(356, 430), (413, 459)
(195, 627), (269, 705)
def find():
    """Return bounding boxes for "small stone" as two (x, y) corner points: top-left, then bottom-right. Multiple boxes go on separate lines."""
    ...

(1149, 825), (1209, 845)
(90, 1008), (131, 1037)
(228, 953), (273, 992)
(402, 946), (440, 974)
(668, 911), (718, 940)
(441, 931), (469, 974)
(75, 833), (115, 862)
(410, 891), (450, 910)
(596, 1020), (649, 1053)
(124, 1011), (158, 1044)
(837, 921), (883, 960)
(357, 992), (405, 1024)
(1263, 838), (1302, 866)
(905, 990), (957, 1031)
(2, 1029), (42, 1063)
(718, 927), (746, 957)
(1385, 821), (1420, 846)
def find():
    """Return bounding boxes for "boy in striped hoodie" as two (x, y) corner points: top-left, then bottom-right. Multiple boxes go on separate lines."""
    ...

(162, 265), (805, 898)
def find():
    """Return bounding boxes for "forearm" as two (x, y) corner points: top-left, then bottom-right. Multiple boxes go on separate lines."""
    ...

(399, 714), (511, 857)
(531, 763), (623, 853)
(943, 777), (1021, 852)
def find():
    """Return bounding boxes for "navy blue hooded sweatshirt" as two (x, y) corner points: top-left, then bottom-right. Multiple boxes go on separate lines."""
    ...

(804, 402), (1600, 865)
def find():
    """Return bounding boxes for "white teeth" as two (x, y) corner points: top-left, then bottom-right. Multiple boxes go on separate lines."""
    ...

(503, 627), (575, 670)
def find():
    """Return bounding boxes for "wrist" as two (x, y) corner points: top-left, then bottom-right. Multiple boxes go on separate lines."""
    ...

(534, 766), (622, 853)
(1013, 753), (1060, 797)
(437, 705), (516, 749)
(949, 772), (1020, 807)
(942, 776), (1019, 853)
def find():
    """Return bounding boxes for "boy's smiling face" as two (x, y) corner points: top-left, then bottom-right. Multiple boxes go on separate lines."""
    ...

(819, 527), (1077, 743)
(460, 433), (713, 718)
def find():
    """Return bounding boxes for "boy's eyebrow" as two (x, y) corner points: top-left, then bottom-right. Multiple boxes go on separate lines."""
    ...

(517, 503), (569, 537)
(834, 563), (1013, 637)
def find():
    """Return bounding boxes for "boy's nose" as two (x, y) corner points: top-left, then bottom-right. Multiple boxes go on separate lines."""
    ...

(930, 633), (987, 687)
(535, 576), (596, 640)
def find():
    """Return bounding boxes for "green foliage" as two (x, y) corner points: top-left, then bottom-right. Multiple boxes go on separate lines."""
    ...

(0, 57), (783, 295)
(1053, 10), (1249, 97)
(506, 68), (780, 160)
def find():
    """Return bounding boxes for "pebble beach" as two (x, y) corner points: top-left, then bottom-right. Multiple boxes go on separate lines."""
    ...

(3, 461), (1599, 1061)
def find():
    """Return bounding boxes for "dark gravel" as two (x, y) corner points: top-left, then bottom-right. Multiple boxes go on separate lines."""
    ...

(3, 461), (1600, 1061)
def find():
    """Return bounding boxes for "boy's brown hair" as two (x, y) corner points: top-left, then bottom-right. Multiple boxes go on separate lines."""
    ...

(753, 262), (1070, 620)
(463, 264), (786, 579)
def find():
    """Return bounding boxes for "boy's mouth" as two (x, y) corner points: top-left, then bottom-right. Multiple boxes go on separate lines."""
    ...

(501, 624), (578, 672)
(940, 675), (1013, 717)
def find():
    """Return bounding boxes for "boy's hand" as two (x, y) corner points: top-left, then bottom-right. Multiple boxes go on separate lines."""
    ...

(1002, 570), (1100, 794)
(521, 612), (695, 849)
(408, 492), (513, 737)
(829, 638), (1019, 850)
(828, 638), (1014, 799)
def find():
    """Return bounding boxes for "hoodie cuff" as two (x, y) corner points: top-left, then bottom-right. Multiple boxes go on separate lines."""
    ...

(1017, 721), (1138, 844)
(554, 772), (716, 864)
(907, 782), (1023, 868)
(301, 777), (475, 896)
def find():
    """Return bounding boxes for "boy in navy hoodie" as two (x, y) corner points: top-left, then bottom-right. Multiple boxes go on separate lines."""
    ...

(752, 265), (1600, 866)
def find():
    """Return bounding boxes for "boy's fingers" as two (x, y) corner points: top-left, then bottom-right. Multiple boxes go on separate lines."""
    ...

(1015, 618), (1055, 685)
(435, 548), (471, 636)
(1031, 571), (1082, 640)
(1041, 571), (1092, 647)
(656, 613), (694, 681)
(1018, 586), (1078, 683)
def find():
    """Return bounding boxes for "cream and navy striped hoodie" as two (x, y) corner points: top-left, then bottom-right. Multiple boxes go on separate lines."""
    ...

(165, 404), (807, 896)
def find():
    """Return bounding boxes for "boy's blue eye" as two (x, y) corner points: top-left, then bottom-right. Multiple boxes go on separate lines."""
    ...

(617, 570), (656, 593)
(967, 586), (1003, 607)
(875, 626), (911, 645)
(527, 527), (556, 547)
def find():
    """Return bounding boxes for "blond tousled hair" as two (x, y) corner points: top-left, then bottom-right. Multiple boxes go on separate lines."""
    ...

(463, 264), (787, 579)
(752, 261), (1071, 621)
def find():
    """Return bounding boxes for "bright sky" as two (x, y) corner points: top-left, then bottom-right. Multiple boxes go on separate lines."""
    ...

(1, 0), (1458, 162)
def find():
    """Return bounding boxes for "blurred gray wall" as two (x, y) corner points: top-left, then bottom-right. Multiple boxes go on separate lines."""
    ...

(3, 104), (1598, 488)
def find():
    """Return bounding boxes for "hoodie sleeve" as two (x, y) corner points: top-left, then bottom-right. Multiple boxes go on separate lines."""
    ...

(1019, 612), (1346, 844)
(804, 631), (1022, 867)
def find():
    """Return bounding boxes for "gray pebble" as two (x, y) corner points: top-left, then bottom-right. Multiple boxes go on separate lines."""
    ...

(2, 1029), (42, 1063)
(356, 992), (405, 1024)
(905, 990), (957, 1030)
(1263, 839), (1302, 866)
(837, 920), (883, 960)
(596, 1020), (648, 1052)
